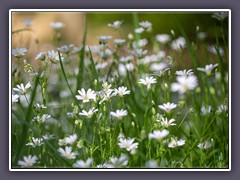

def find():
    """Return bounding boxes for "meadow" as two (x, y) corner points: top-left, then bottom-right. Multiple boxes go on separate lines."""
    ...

(11, 11), (229, 169)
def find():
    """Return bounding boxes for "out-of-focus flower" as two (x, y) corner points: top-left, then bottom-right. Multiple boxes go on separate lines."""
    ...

(156, 34), (171, 44)
(114, 39), (126, 46)
(148, 129), (169, 141)
(79, 108), (98, 118)
(216, 104), (228, 114)
(73, 158), (93, 168)
(168, 137), (185, 148)
(57, 44), (74, 54)
(197, 64), (218, 76)
(18, 155), (38, 168)
(108, 20), (123, 29)
(145, 160), (159, 168)
(12, 48), (27, 58)
(35, 52), (46, 61)
(171, 37), (186, 51)
(58, 146), (78, 159)
(12, 94), (19, 103)
(26, 137), (43, 148)
(175, 69), (194, 76)
(32, 114), (51, 123)
(139, 21), (152, 31)
(171, 75), (198, 94)
(106, 154), (128, 168)
(208, 45), (224, 56)
(135, 27), (144, 34)
(110, 109), (128, 119)
(97, 35), (112, 44)
(65, 134), (78, 145)
(211, 12), (228, 21)
(197, 139), (213, 150)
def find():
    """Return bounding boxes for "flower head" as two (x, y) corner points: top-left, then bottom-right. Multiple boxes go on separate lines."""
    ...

(168, 137), (185, 148)
(118, 137), (139, 153)
(139, 21), (152, 31)
(139, 76), (157, 89)
(13, 82), (31, 95)
(197, 64), (218, 76)
(73, 158), (93, 168)
(65, 134), (78, 145)
(79, 108), (98, 118)
(110, 109), (128, 119)
(171, 75), (198, 94)
(211, 12), (228, 21)
(106, 154), (128, 168)
(157, 117), (176, 128)
(108, 20), (123, 29)
(114, 86), (130, 97)
(47, 50), (64, 63)
(158, 102), (177, 113)
(175, 69), (194, 76)
(156, 34), (171, 44)
(12, 94), (19, 103)
(58, 146), (78, 159)
(26, 137), (43, 148)
(208, 45), (224, 56)
(35, 52), (46, 61)
(18, 155), (38, 168)
(148, 129), (169, 141)
(97, 35), (112, 44)
(12, 48), (27, 58)
(171, 37), (186, 51)
(76, 88), (96, 103)
(197, 139), (213, 150)
(32, 114), (51, 123)
(57, 44), (74, 54)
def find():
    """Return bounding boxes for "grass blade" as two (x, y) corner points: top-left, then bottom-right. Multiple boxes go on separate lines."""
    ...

(76, 16), (87, 93)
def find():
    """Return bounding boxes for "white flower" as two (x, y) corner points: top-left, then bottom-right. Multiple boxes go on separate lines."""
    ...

(58, 146), (78, 159)
(79, 108), (98, 118)
(47, 50), (64, 63)
(108, 20), (123, 29)
(13, 82), (31, 95)
(96, 163), (108, 168)
(156, 34), (171, 44)
(158, 102), (177, 113)
(12, 48), (27, 58)
(98, 89), (116, 104)
(26, 137), (43, 148)
(216, 104), (228, 114)
(106, 154), (128, 168)
(139, 21), (152, 31)
(211, 12), (228, 21)
(171, 37), (186, 51)
(118, 137), (139, 152)
(119, 55), (134, 63)
(114, 86), (130, 97)
(148, 129), (169, 141)
(145, 160), (159, 168)
(42, 134), (55, 140)
(133, 49), (148, 58)
(201, 105), (212, 115)
(114, 39), (126, 46)
(57, 44), (74, 54)
(12, 94), (19, 103)
(197, 64), (218, 76)
(34, 103), (47, 112)
(35, 52), (46, 61)
(133, 39), (148, 49)
(65, 134), (78, 145)
(171, 75), (198, 94)
(18, 155), (38, 168)
(135, 27), (144, 34)
(97, 35), (112, 44)
(76, 88), (96, 103)
(110, 109), (128, 119)
(208, 45), (224, 56)
(49, 22), (65, 31)
(32, 114), (51, 123)
(102, 82), (112, 91)
(139, 76), (157, 89)
(197, 140), (213, 150)
(175, 69), (194, 76)
(73, 158), (93, 168)
(168, 137), (185, 148)
(150, 62), (168, 72)
(96, 62), (109, 70)
(157, 117), (176, 128)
